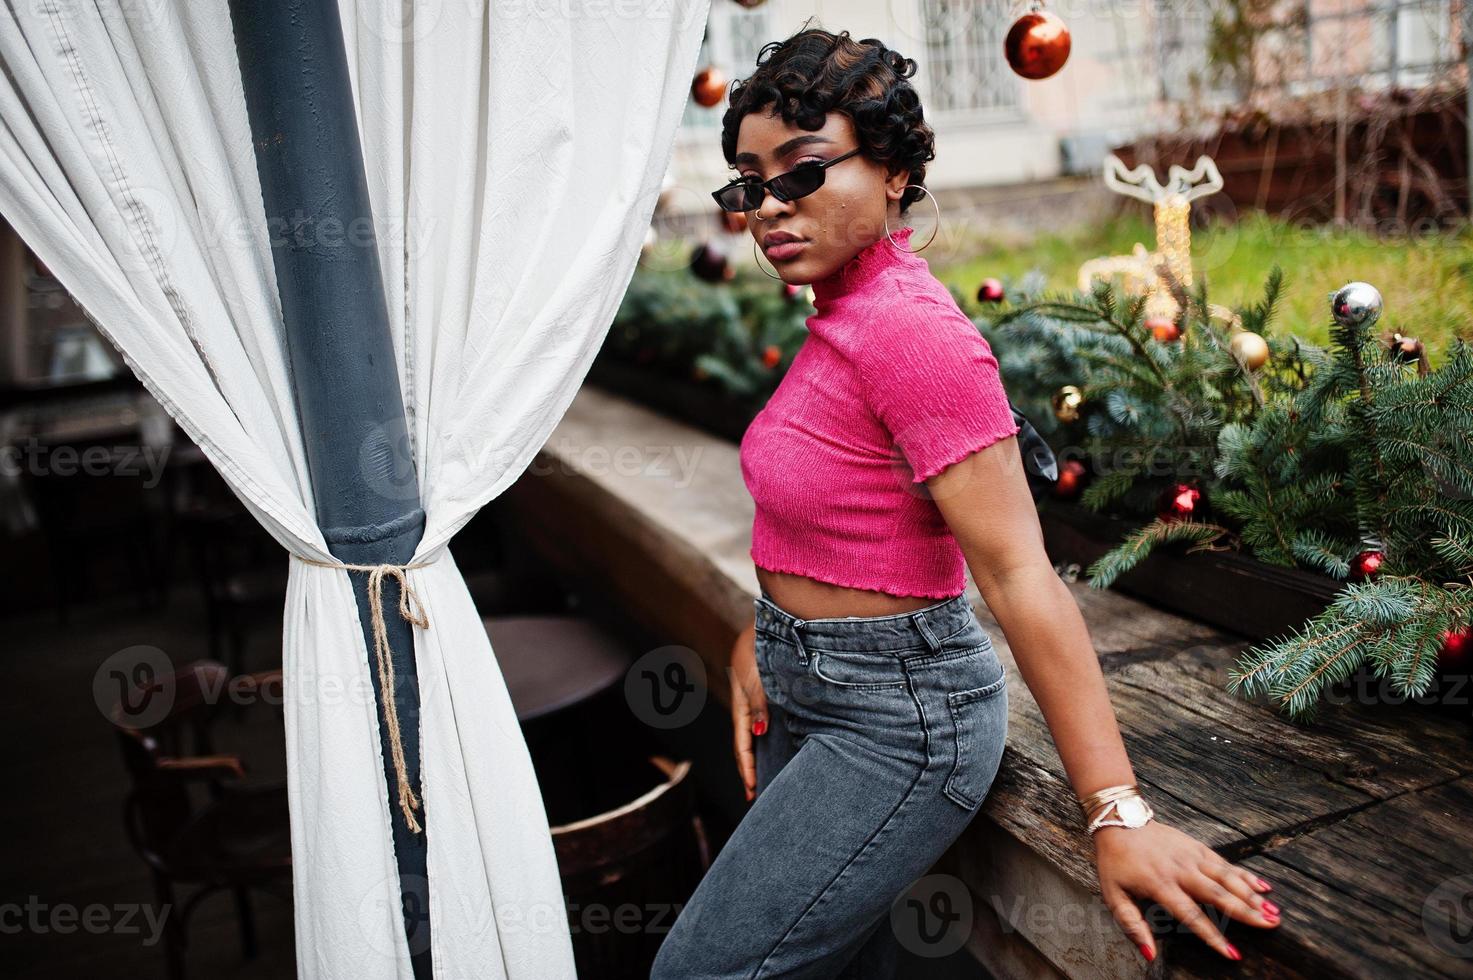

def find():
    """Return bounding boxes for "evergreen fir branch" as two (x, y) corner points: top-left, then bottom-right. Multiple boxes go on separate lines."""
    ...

(1084, 518), (1229, 589)
(1228, 616), (1344, 698)
(1269, 624), (1381, 717)
(1077, 468), (1137, 511)
(1398, 499), (1473, 540)
(1238, 264), (1286, 336)
(1330, 578), (1421, 624)
(1429, 533), (1473, 575)
(1290, 529), (1353, 578)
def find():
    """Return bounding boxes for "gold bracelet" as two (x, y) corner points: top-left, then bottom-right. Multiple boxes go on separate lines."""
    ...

(1083, 788), (1141, 823)
(1077, 783), (1138, 817)
(1086, 793), (1155, 833)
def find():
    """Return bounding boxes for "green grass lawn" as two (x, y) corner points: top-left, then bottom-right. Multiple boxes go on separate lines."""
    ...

(933, 210), (1473, 359)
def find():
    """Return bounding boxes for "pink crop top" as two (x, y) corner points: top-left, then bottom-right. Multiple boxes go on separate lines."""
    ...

(739, 225), (1020, 600)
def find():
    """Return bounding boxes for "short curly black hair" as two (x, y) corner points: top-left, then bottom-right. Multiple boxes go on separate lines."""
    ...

(720, 26), (936, 214)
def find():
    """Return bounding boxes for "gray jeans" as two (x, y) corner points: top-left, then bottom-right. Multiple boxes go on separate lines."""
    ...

(651, 590), (1009, 979)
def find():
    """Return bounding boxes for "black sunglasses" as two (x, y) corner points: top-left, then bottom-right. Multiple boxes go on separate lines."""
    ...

(711, 146), (864, 213)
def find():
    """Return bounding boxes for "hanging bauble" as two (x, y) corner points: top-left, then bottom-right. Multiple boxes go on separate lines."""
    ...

(720, 208), (748, 234)
(692, 66), (728, 108)
(1348, 548), (1385, 581)
(1158, 483), (1201, 522)
(1052, 459), (1087, 499)
(1438, 625), (1472, 671)
(1379, 330), (1431, 377)
(1051, 385), (1084, 423)
(761, 344), (782, 369)
(1004, 7), (1071, 80)
(689, 241), (733, 283)
(1330, 281), (1383, 328)
(1230, 330), (1270, 369)
(1147, 317), (1180, 343)
(976, 278), (1005, 303)
(1387, 332), (1422, 362)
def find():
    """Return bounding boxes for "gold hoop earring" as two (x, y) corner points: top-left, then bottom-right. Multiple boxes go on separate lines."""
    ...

(884, 185), (941, 253)
(752, 238), (784, 281)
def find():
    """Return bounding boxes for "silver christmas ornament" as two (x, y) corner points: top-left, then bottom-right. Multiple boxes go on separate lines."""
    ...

(1330, 281), (1383, 328)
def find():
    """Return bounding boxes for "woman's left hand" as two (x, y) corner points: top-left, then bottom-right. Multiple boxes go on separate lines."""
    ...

(1093, 819), (1281, 963)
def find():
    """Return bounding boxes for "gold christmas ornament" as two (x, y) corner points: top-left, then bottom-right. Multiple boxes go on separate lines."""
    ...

(1230, 330), (1269, 369)
(1052, 385), (1084, 423)
(1382, 330), (1430, 376)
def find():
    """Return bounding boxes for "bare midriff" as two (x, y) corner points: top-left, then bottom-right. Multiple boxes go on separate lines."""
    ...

(754, 565), (945, 621)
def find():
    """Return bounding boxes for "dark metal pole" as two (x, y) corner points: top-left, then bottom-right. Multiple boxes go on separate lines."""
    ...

(228, 2), (431, 974)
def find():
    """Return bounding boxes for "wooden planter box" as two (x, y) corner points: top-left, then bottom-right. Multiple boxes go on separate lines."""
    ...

(1037, 499), (1342, 642)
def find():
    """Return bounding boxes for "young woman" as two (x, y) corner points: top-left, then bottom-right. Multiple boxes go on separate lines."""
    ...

(651, 28), (1282, 979)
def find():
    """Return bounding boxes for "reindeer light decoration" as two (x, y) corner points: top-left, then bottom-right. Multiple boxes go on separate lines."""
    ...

(1079, 154), (1224, 322)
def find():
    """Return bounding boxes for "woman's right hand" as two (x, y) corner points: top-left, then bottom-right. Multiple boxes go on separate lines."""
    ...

(729, 621), (768, 802)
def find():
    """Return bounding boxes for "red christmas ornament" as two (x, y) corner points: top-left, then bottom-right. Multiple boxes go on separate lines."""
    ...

(1147, 316), (1181, 343)
(761, 344), (782, 369)
(720, 208), (748, 234)
(689, 241), (733, 283)
(1004, 8), (1072, 81)
(691, 66), (728, 108)
(1158, 483), (1200, 522)
(1052, 459), (1087, 499)
(1349, 549), (1385, 582)
(976, 278), (1005, 303)
(1438, 626), (1472, 670)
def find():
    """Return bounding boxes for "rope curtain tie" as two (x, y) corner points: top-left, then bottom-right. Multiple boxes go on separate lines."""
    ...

(294, 554), (435, 834)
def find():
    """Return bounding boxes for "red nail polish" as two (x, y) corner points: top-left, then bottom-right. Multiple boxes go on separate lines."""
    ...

(1255, 877), (1272, 892)
(1225, 943), (1242, 961)
(1261, 900), (1279, 916)
(752, 718), (767, 736)
(1138, 943), (1155, 961)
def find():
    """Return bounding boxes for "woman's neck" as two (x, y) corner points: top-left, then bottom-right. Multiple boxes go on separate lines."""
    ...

(810, 225), (920, 307)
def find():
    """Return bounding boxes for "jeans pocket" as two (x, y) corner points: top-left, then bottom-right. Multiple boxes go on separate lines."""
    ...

(810, 649), (908, 691)
(942, 675), (1008, 810)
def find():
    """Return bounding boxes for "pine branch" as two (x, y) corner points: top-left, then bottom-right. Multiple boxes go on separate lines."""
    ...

(1085, 519), (1231, 589)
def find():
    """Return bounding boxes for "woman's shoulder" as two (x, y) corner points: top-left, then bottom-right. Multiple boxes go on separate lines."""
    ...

(863, 270), (993, 358)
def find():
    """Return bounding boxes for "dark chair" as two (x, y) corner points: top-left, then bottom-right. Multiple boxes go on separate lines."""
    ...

(552, 756), (710, 980)
(484, 614), (650, 826)
(108, 660), (291, 980)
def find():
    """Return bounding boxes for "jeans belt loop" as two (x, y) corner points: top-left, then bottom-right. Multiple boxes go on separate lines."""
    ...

(912, 611), (943, 654)
(790, 618), (810, 665)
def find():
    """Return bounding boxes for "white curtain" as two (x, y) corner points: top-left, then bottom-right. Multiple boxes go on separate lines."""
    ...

(0, 1), (710, 976)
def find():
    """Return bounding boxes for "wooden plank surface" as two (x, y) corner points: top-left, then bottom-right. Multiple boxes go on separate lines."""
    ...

(533, 386), (1473, 979)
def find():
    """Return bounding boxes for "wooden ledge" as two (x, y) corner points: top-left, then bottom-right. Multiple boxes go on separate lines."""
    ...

(502, 384), (1473, 980)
